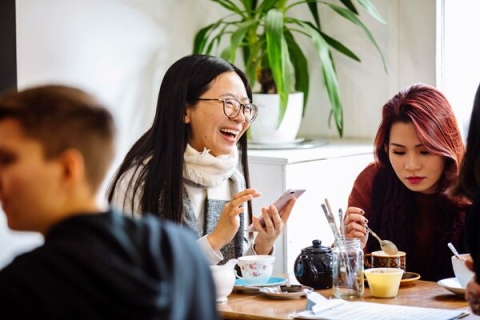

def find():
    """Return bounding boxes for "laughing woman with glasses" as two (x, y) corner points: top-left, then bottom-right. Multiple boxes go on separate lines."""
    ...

(107, 54), (296, 265)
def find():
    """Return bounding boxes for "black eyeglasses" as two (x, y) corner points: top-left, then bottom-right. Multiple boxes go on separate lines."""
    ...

(196, 98), (258, 122)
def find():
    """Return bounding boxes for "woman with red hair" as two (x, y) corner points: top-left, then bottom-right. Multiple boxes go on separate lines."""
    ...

(344, 83), (470, 281)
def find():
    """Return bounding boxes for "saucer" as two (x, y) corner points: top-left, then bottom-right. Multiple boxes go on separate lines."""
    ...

(400, 272), (421, 286)
(234, 277), (287, 293)
(437, 277), (466, 295)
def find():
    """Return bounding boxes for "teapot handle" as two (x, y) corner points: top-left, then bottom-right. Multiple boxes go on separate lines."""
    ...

(294, 254), (309, 276)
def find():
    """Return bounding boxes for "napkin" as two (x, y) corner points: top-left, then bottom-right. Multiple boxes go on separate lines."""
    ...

(305, 291), (346, 314)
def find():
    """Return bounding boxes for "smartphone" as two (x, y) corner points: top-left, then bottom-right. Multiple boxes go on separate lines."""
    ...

(247, 189), (306, 232)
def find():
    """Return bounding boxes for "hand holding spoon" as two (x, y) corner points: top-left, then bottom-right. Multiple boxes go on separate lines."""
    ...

(365, 225), (399, 255)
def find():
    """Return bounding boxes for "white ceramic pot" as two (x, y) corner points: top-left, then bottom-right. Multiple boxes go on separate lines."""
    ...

(249, 92), (303, 144)
(210, 259), (238, 303)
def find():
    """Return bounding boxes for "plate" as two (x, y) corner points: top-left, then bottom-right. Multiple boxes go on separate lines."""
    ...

(437, 277), (466, 295)
(400, 272), (421, 286)
(234, 277), (287, 293)
(261, 285), (313, 300)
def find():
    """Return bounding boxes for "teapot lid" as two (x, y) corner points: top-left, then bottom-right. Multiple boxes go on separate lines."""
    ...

(302, 239), (331, 253)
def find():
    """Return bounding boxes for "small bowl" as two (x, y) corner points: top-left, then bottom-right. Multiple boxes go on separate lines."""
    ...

(364, 268), (403, 298)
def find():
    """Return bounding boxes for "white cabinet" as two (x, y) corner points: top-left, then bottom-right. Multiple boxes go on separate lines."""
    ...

(247, 139), (373, 275)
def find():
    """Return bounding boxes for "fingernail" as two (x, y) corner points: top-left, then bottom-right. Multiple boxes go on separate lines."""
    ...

(365, 219), (369, 224)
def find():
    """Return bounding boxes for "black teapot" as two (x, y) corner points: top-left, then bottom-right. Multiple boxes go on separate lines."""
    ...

(294, 239), (333, 289)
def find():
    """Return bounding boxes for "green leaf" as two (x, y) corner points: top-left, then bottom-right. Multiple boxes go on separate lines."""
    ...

(193, 19), (229, 55)
(257, 0), (279, 15)
(339, 0), (358, 15)
(242, 46), (257, 86)
(320, 31), (360, 62)
(306, 1), (321, 29)
(328, 3), (388, 73)
(291, 19), (361, 62)
(212, 0), (244, 15)
(204, 23), (230, 56)
(357, 0), (386, 24)
(298, 20), (343, 136)
(220, 46), (232, 61)
(243, 0), (254, 14)
(284, 30), (309, 116)
(265, 9), (290, 127)
(193, 24), (215, 54)
(205, 36), (220, 55)
(229, 20), (256, 62)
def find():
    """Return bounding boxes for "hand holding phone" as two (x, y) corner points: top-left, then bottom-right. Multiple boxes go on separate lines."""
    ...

(247, 189), (306, 232)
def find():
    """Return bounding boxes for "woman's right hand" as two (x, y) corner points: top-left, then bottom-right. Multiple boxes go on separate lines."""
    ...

(207, 189), (261, 252)
(343, 206), (369, 248)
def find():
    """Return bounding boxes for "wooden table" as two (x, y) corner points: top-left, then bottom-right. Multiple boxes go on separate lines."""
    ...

(218, 280), (472, 320)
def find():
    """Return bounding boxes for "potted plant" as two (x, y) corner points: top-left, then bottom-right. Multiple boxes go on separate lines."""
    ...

(193, 0), (387, 140)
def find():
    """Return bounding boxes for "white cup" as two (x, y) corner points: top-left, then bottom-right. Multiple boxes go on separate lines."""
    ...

(237, 255), (275, 285)
(364, 268), (404, 298)
(452, 254), (474, 288)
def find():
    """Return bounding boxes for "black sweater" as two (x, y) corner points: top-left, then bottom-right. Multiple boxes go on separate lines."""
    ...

(0, 209), (220, 320)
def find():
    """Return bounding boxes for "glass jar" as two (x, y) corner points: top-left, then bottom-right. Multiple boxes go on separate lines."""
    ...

(332, 238), (364, 299)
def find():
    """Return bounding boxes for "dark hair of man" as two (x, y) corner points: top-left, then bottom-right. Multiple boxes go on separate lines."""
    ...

(107, 54), (253, 223)
(454, 83), (480, 199)
(0, 85), (116, 192)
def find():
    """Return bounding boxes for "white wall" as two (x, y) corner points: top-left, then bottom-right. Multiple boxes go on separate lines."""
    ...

(0, 0), (436, 269)
(441, 0), (480, 137)
(298, 0), (436, 138)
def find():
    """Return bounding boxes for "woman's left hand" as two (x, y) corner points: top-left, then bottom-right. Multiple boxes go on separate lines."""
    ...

(251, 198), (296, 255)
(464, 258), (480, 314)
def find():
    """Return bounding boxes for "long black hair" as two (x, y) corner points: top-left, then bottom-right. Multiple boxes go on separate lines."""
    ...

(107, 54), (253, 223)
(453, 83), (480, 280)
(455, 83), (480, 199)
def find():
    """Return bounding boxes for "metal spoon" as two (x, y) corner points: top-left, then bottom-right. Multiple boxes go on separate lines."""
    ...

(448, 242), (464, 260)
(365, 225), (399, 255)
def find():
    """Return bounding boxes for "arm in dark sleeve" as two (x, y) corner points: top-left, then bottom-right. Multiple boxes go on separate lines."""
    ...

(348, 162), (377, 220)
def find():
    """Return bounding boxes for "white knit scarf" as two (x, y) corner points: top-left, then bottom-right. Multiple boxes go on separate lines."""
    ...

(183, 144), (239, 188)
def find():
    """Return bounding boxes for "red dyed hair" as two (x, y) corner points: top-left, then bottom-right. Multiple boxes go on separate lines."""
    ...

(374, 83), (464, 194)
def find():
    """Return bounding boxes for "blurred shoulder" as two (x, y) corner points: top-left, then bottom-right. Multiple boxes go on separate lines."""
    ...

(120, 210), (198, 244)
